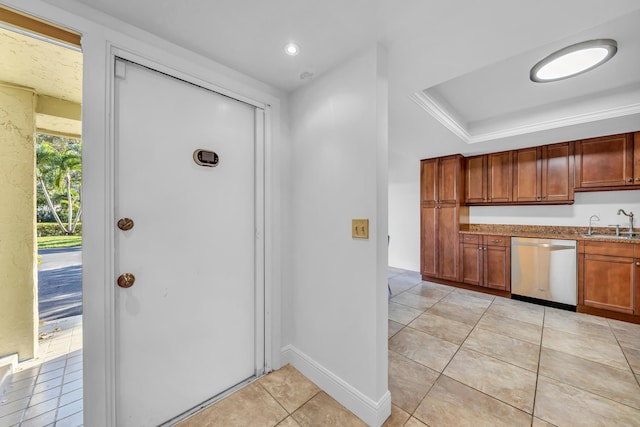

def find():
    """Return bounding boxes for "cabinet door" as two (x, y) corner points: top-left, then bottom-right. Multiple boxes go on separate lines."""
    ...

(483, 236), (510, 291)
(635, 251), (640, 316)
(421, 159), (437, 205)
(460, 239), (481, 286)
(575, 134), (633, 188)
(487, 151), (512, 202)
(438, 205), (459, 281)
(542, 142), (574, 202)
(484, 246), (510, 291)
(438, 156), (461, 204)
(634, 132), (640, 184)
(583, 254), (634, 314)
(421, 207), (437, 277)
(465, 155), (486, 204)
(513, 147), (540, 202)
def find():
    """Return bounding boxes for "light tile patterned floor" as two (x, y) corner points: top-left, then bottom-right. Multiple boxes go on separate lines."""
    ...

(4, 268), (640, 426)
(177, 364), (366, 427)
(0, 316), (83, 427)
(387, 268), (640, 426)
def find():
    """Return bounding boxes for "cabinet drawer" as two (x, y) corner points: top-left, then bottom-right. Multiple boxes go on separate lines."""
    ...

(583, 241), (634, 257)
(461, 234), (479, 244)
(484, 235), (509, 247)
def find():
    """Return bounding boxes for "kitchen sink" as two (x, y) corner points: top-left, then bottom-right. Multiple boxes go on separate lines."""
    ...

(580, 233), (640, 241)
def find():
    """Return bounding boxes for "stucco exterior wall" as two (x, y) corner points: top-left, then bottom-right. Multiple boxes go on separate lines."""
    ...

(0, 82), (37, 360)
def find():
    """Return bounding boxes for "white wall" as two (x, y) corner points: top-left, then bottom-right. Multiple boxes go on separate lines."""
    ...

(287, 44), (390, 426)
(388, 184), (640, 275)
(469, 190), (640, 230)
(388, 180), (420, 271)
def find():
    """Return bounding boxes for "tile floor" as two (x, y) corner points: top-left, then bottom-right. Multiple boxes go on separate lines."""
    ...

(386, 267), (640, 426)
(4, 268), (640, 426)
(0, 316), (83, 427)
(177, 364), (366, 427)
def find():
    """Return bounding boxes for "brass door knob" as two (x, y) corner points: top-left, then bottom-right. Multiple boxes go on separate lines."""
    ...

(117, 218), (134, 231)
(117, 273), (136, 288)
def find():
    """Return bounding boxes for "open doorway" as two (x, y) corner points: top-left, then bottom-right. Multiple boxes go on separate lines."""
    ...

(0, 6), (83, 426)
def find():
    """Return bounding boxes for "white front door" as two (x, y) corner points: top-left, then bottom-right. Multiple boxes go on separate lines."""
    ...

(114, 59), (262, 426)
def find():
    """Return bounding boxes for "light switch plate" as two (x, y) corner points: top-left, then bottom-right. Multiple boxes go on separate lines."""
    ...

(352, 219), (369, 239)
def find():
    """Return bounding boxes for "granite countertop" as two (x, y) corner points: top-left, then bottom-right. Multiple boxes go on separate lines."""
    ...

(460, 224), (640, 244)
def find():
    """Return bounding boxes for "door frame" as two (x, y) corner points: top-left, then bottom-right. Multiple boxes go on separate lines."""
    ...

(107, 47), (270, 423)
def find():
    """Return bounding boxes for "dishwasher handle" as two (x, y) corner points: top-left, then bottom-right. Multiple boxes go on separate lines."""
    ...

(512, 242), (575, 249)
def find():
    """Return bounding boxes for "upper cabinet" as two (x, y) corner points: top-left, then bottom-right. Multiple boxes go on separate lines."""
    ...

(513, 142), (574, 204)
(465, 155), (486, 204)
(575, 133), (639, 190)
(462, 130), (639, 205)
(465, 152), (512, 204)
(635, 131), (640, 184)
(422, 155), (464, 205)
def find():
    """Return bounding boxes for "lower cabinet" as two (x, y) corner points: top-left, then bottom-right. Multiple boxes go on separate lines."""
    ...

(579, 241), (639, 315)
(421, 205), (461, 281)
(460, 234), (511, 292)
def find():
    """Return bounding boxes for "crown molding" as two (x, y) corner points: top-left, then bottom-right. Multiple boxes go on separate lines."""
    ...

(411, 90), (640, 144)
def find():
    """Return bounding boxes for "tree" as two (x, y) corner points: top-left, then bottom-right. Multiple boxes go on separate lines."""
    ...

(36, 134), (82, 235)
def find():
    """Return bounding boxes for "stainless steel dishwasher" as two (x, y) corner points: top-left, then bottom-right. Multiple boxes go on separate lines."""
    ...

(511, 237), (577, 309)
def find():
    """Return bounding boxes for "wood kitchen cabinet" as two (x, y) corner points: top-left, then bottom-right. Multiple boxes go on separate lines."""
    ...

(459, 234), (511, 291)
(635, 131), (640, 184)
(578, 241), (638, 315)
(421, 155), (466, 281)
(575, 133), (638, 190)
(465, 151), (512, 204)
(422, 155), (463, 205)
(512, 142), (574, 203)
(422, 205), (461, 281)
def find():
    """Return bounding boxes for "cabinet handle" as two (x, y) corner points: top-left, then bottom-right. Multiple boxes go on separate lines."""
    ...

(628, 178), (633, 183)
(636, 177), (640, 181)
(491, 239), (501, 243)
(483, 247), (487, 251)
(637, 262), (640, 266)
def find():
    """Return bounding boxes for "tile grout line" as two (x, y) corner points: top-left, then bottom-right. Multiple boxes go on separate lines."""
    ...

(406, 294), (524, 425)
(538, 313), (640, 415)
(255, 375), (321, 426)
(529, 308), (546, 427)
(397, 290), (545, 423)
(605, 319), (640, 388)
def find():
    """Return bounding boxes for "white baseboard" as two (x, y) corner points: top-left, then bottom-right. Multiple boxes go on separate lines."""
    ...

(281, 345), (391, 427)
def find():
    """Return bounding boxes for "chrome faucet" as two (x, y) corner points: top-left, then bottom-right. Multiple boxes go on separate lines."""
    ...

(588, 214), (600, 235)
(617, 209), (635, 236)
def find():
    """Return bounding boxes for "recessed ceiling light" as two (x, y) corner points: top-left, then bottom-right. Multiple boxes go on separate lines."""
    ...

(530, 39), (617, 83)
(284, 42), (300, 56)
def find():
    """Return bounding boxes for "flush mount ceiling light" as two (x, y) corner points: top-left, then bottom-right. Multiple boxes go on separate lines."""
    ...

(530, 39), (617, 83)
(284, 42), (300, 56)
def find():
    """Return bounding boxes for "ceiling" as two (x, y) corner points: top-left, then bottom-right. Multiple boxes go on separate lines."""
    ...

(41, 0), (640, 178)
(417, 10), (640, 144)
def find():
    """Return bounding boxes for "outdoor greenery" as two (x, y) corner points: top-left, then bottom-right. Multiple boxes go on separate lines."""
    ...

(37, 235), (82, 249)
(36, 134), (82, 235)
(37, 222), (82, 237)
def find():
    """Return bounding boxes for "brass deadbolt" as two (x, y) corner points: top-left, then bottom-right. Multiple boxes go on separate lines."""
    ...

(117, 273), (136, 288)
(117, 218), (134, 231)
